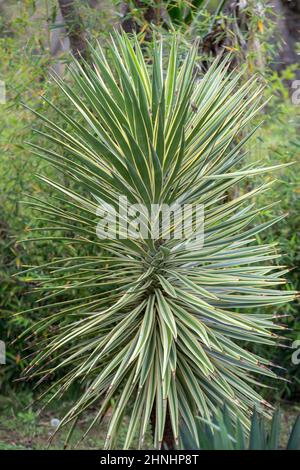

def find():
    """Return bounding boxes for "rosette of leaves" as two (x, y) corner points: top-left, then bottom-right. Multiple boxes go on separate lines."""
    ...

(19, 33), (296, 449)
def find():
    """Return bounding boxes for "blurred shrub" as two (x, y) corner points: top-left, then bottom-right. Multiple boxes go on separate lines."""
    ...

(0, 5), (79, 390)
(247, 99), (300, 400)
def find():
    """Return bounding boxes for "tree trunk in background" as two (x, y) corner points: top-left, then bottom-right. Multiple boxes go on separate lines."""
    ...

(120, 1), (138, 34)
(271, 0), (300, 80)
(50, 8), (70, 76)
(120, 1), (162, 40)
(57, 0), (89, 61)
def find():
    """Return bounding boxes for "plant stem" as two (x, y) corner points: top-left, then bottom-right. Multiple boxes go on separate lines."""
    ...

(150, 402), (176, 450)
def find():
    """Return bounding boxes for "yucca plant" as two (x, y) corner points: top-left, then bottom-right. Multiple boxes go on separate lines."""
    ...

(19, 33), (296, 449)
(181, 407), (300, 450)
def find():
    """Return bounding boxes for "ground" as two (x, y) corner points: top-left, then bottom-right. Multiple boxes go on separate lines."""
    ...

(0, 391), (299, 450)
(0, 390), (153, 450)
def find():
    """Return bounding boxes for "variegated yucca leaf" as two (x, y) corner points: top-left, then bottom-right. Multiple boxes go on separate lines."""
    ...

(19, 33), (296, 449)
